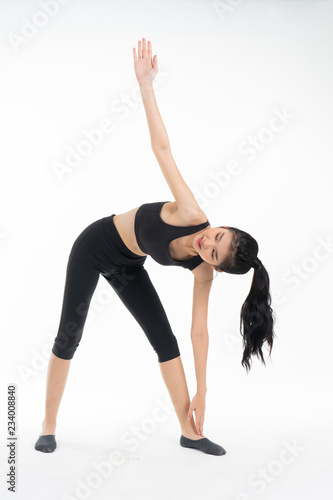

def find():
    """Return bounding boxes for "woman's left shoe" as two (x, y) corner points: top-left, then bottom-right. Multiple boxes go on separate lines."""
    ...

(180, 434), (226, 456)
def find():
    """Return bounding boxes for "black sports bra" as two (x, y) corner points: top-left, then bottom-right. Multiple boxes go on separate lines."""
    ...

(134, 201), (210, 270)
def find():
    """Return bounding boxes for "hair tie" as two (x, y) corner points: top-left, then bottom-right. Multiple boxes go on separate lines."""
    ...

(253, 257), (261, 270)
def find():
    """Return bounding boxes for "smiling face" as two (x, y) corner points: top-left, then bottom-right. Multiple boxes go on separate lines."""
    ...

(192, 226), (234, 270)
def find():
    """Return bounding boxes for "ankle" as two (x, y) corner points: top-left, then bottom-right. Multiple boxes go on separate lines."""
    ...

(181, 421), (204, 439)
(41, 419), (57, 434)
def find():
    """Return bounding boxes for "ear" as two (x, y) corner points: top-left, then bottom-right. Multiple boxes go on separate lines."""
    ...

(211, 266), (223, 273)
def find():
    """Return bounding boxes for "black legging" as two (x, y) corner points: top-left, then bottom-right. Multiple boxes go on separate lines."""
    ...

(51, 214), (181, 363)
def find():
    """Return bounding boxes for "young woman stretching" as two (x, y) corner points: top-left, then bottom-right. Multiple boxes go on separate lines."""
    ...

(35, 38), (276, 456)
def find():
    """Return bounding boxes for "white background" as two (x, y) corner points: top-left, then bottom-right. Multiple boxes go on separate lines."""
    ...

(0, 1), (332, 499)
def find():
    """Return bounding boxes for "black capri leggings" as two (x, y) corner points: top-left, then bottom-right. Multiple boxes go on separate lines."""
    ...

(51, 214), (181, 363)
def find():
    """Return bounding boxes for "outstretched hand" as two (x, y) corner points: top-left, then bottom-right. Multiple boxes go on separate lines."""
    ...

(133, 37), (159, 85)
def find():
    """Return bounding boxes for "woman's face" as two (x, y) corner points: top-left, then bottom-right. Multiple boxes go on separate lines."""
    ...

(192, 226), (234, 269)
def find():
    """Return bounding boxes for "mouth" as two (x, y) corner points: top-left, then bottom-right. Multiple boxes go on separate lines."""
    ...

(197, 237), (203, 249)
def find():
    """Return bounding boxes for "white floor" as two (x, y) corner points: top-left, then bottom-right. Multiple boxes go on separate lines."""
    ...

(2, 388), (332, 500)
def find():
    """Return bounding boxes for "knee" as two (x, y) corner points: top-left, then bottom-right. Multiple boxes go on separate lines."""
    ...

(52, 324), (82, 360)
(156, 340), (180, 363)
(51, 344), (76, 360)
(51, 349), (73, 361)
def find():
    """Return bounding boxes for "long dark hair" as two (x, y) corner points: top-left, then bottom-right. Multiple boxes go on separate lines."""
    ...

(216, 226), (276, 372)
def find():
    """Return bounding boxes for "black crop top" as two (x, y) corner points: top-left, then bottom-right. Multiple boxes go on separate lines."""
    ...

(134, 201), (210, 271)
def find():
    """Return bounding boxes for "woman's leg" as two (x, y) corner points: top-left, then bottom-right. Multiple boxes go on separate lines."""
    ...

(36, 224), (101, 451)
(39, 352), (71, 435)
(159, 356), (205, 440)
(159, 356), (226, 455)
(104, 265), (203, 440)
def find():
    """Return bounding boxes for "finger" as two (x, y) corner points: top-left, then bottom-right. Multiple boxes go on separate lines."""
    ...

(138, 39), (142, 58)
(199, 420), (204, 436)
(147, 40), (152, 61)
(142, 37), (147, 58)
(196, 415), (202, 434)
(187, 404), (193, 420)
(133, 47), (137, 61)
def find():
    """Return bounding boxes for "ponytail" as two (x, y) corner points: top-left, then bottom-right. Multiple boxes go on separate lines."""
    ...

(215, 226), (276, 371)
(239, 259), (276, 372)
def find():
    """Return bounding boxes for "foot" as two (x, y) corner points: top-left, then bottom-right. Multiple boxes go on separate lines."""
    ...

(35, 434), (57, 453)
(180, 434), (226, 456)
(35, 422), (57, 453)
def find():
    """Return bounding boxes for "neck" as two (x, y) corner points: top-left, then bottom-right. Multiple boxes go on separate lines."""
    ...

(182, 230), (202, 257)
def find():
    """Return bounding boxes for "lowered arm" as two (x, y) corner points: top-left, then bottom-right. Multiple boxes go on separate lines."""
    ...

(190, 262), (214, 395)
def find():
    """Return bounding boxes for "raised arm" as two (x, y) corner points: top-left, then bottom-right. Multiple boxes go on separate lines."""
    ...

(133, 37), (201, 216)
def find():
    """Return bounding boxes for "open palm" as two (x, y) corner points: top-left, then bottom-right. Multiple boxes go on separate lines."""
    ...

(133, 37), (159, 85)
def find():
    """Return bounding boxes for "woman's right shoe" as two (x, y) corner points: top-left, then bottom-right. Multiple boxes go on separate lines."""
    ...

(35, 434), (57, 453)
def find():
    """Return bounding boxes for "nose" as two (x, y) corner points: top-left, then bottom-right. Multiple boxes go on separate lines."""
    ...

(202, 237), (212, 249)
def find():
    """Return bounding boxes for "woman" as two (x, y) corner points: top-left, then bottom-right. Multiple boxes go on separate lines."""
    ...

(35, 38), (276, 456)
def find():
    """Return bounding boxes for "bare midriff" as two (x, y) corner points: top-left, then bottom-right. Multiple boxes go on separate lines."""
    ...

(112, 206), (147, 257)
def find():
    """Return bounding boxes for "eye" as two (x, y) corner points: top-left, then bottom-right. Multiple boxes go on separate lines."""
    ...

(212, 233), (220, 259)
